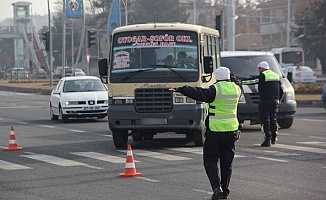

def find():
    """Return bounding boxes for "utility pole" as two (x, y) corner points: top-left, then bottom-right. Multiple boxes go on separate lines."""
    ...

(226, 0), (235, 51)
(62, 0), (66, 77)
(47, 0), (53, 87)
(286, 0), (291, 47)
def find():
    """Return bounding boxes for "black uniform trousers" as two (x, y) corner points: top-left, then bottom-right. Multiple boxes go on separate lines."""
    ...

(203, 130), (236, 195)
(259, 98), (278, 140)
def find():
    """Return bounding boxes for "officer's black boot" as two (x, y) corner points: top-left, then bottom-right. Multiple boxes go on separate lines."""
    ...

(261, 125), (271, 147)
(271, 132), (278, 144)
(212, 187), (224, 200)
(261, 137), (271, 147)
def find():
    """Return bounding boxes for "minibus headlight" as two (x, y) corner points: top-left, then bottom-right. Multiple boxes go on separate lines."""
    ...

(238, 94), (246, 103)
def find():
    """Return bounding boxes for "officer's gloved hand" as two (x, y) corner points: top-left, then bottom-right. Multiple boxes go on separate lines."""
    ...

(234, 130), (241, 142)
(174, 87), (182, 92)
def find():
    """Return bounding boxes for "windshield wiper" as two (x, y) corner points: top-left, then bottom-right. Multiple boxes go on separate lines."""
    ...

(120, 68), (156, 81)
(149, 64), (187, 81)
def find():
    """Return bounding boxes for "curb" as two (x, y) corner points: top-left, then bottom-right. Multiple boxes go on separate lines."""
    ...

(0, 85), (52, 95)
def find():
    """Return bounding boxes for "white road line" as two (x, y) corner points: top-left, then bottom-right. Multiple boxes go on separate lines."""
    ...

(21, 154), (88, 167)
(297, 141), (326, 147)
(299, 119), (325, 122)
(168, 147), (203, 154)
(0, 160), (32, 170)
(277, 132), (292, 136)
(118, 149), (191, 161)
(102, 135), (112, 137)
(263, 150), (300, 156)
(17, 121), (28, 124)
(69, 129), (85, 133)
(309, 136), (326, 140)
(192, 189), (213, 195)
(256, 157), (288, 163)
(168, 147), (246, 158)
(71, 152), (129, 163)
(136, 177), (161, 183)
(40, 125), (55, 128)
(273, 143), (326, 154)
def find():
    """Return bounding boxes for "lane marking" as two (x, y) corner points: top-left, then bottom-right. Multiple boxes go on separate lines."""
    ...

(21, 154), (89, 167)
(192, 189), (213, 195)
(256, 157), (288, 163)
(40, 125), (55, 128)
(136, 177), (161, 183)
(168, 147), (246, 158)
(309, 136), (326, 140)
(69, 129), (85, 133)
(102, 135), (112, 137)
(118, 149), (191, 161)
(0, 160), (32, 170)
(299, 119), (325, 122)
(263, 150), (300, 156)
(273, 144), (326, 154)
(297, 141), (326, 147)
(71, 152), (130, 163)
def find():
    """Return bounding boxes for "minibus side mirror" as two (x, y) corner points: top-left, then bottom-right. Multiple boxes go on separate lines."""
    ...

(203, 56), (213, 74)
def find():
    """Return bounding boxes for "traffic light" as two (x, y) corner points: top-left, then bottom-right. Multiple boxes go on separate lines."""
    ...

(41, 31), (50, 51)
(87, 30), (96, 48)
(215, 15), (221, 31)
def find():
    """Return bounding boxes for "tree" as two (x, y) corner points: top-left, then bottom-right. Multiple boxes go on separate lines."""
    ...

(128, 0), (189, 24)
(294, 0), (326, 74)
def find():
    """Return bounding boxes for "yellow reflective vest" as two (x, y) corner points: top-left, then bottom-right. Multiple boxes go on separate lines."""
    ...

(208, 81), (242, 132)
(262, 69), (280, 82)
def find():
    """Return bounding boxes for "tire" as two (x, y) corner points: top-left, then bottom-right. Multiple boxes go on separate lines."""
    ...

(278, 118), (293, 129)
(193, 129), (205, 146)
(112, 131), (128, 149)
(50, 103), (58, 120)
(132, 132), (142, 141)
(143, 133), (154, 141)
(59, 106), (68, 122)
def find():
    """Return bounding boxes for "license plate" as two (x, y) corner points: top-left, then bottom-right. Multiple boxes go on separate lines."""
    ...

(83, 106), (100, 110)
(141, 118), (167, 125)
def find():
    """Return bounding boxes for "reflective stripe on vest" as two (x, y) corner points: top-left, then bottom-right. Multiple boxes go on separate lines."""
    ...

(242, 79), (259, 85)
(208, 81), (241, 132)
(262, 70), (280, 82)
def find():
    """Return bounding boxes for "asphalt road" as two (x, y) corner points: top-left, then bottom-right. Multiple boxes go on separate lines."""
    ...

(0, 90), (325, 200)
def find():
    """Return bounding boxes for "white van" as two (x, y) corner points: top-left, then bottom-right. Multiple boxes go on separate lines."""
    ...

(221, 51), (297, 129)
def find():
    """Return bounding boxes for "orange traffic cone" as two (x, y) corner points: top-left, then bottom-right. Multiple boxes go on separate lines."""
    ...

(4, 126), (23, 151)
(119, 144), (142, 177)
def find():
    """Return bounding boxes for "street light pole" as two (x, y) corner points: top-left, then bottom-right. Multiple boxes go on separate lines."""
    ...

(286, 0), (291, 47)
(62, 0), (66, 77)
(193, 0), (197, 24)
(47, 0), (53, 87)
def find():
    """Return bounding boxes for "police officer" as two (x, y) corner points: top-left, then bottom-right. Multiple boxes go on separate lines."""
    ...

(242, 61), (283, 147)
(170, 67), (242, 200)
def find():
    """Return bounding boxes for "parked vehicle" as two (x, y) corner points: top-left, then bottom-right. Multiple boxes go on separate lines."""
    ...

(321, 82), (326, 110)
(50, 76), (108, 122)
(6, 67), (29, 79)
(55, 67), (86, 78)
(34, 68), (48, 79)
(283, 66), (317, 83)
(271, 47), (304, 69)
(74, 68), (86, 76)
(220, 51), (297, 129)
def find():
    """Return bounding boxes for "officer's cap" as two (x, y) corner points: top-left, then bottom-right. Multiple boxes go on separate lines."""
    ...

(215, 67), (230, 80)
(257, 61), (270, 69)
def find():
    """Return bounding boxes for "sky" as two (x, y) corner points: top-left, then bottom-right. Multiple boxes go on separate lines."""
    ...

(0, 0), (58, 21)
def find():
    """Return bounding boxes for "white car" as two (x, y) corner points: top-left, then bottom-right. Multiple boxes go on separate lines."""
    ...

(283, 66), (317, 83)
(50, 76), (108, 122)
